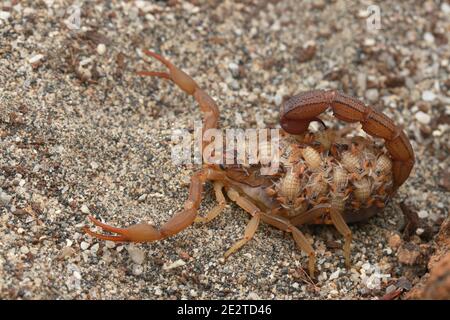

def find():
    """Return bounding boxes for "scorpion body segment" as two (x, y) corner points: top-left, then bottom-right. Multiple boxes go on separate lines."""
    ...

(280, 89), (414, 189)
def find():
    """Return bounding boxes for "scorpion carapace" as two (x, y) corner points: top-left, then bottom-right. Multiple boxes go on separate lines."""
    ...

(83, 50), (415, 277)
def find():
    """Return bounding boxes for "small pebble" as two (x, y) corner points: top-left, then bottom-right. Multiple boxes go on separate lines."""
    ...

(105, 241), (116, 249)
(80, 205), (90, 214)
(388, 234), (402, 249)
(0, 11), (11, 20)
(28, 54), (44, 64)
(228, 62), (239, 78)
(415, 111), (431, 125)
(163, 259), (186, 270)
(80, 241), (90, 250)
(365, 88), (379, 103)
(364, 38), (376, 46)
(59, 247), (76, 259)
(0, 191), (12, 205)
(418, 210), (429, 219)
(90, 161), (99, 170)
(422, 90), (436, 102)
(247, 292), (260, 300)
(423, 32), (435, 44)
(274, 93), (283, 106)
(416, 228), (425, 236)
(73, 271), (82, 280)
(132, 264), (143, 276)
(90, 243), (100, 254)
(329, 269), (340, 280)
(398, 244), (420, 265)
(97, 43), (106, 55)
(20, 246), (30, 254)
(128, 246), (145, 265)
(385, 284), (397, 294)
(442, 3), (450, 14)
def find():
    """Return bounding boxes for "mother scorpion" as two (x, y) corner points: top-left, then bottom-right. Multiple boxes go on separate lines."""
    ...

(84, 50), (415, 277)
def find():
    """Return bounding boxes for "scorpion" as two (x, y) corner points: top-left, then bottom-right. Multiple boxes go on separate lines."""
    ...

(84, 50), (415, 277)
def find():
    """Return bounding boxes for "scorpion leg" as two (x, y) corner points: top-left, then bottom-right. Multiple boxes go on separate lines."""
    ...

(290, 226), (316, 278)
(224, 188), (316, 278)
(83, 168), (226, 242)
(137, 50), (219, 136)
(224, 188), (261, 258)
(262, 213), (317, 277)
(195, 182), (226, 223)
(329, 208), (353, 268)
(289, 204), (330, 226)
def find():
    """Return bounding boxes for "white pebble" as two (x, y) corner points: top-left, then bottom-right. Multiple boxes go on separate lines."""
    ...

(415, 111), (431, 125)
(357, 9), (370, 18)
(365, 88), (379, 102)
(154, 287), (162, 296)
(80, 205), (90, 214)
(132, 264), (143, 276)
(329, 290), (339, 296)
(20, 246), (29, 254)
(364, 38), (376, 46)
(163, 259), (186, 271)
(418, 210), (429, 219)
(73, 271), (82, 280)
(442, 3), (450, 14)
(80, 241), (90, 250)
(28, 54), (44, 64)
(422, 90), (436, 102)
(247, 292), (260, 300)
(329, 269), (340, 280)
(292, 282), (299, 289)
(90, 161), (99, 170)
(274, 93), (283, 106)
(0, 191), (12, 205)
(0, 11), (11, 20)
(318, 271), (328, 281)
(228, 62), (239, 77)
(386, 284), (397, 294)
(60, 246), (75, 259)
(190, 289), (198, 297)
(90, 243), (99, 254)
(96, 43), (106, 55)
(432, 130), (442, 137)
(416, 228), (425, 235)
(424, 32), (435, 44)
(128, 246), (145, 264)
(361, 262), (371, 271)
(105, 241), (116, 249)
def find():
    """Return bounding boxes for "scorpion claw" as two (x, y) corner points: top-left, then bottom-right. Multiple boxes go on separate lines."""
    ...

(83, 216), (130, 242)
(82, 226), (128, 242)
(83, 215), (164, 242)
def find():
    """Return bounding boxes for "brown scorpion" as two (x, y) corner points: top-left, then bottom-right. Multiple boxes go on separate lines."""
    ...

(84, 50), (414, 277)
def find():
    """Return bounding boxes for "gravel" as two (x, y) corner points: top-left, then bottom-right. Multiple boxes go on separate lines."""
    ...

(0, 0), (449, 300)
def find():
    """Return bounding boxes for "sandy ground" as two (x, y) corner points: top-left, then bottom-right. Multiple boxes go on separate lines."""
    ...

(0, 0), (449, 299)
